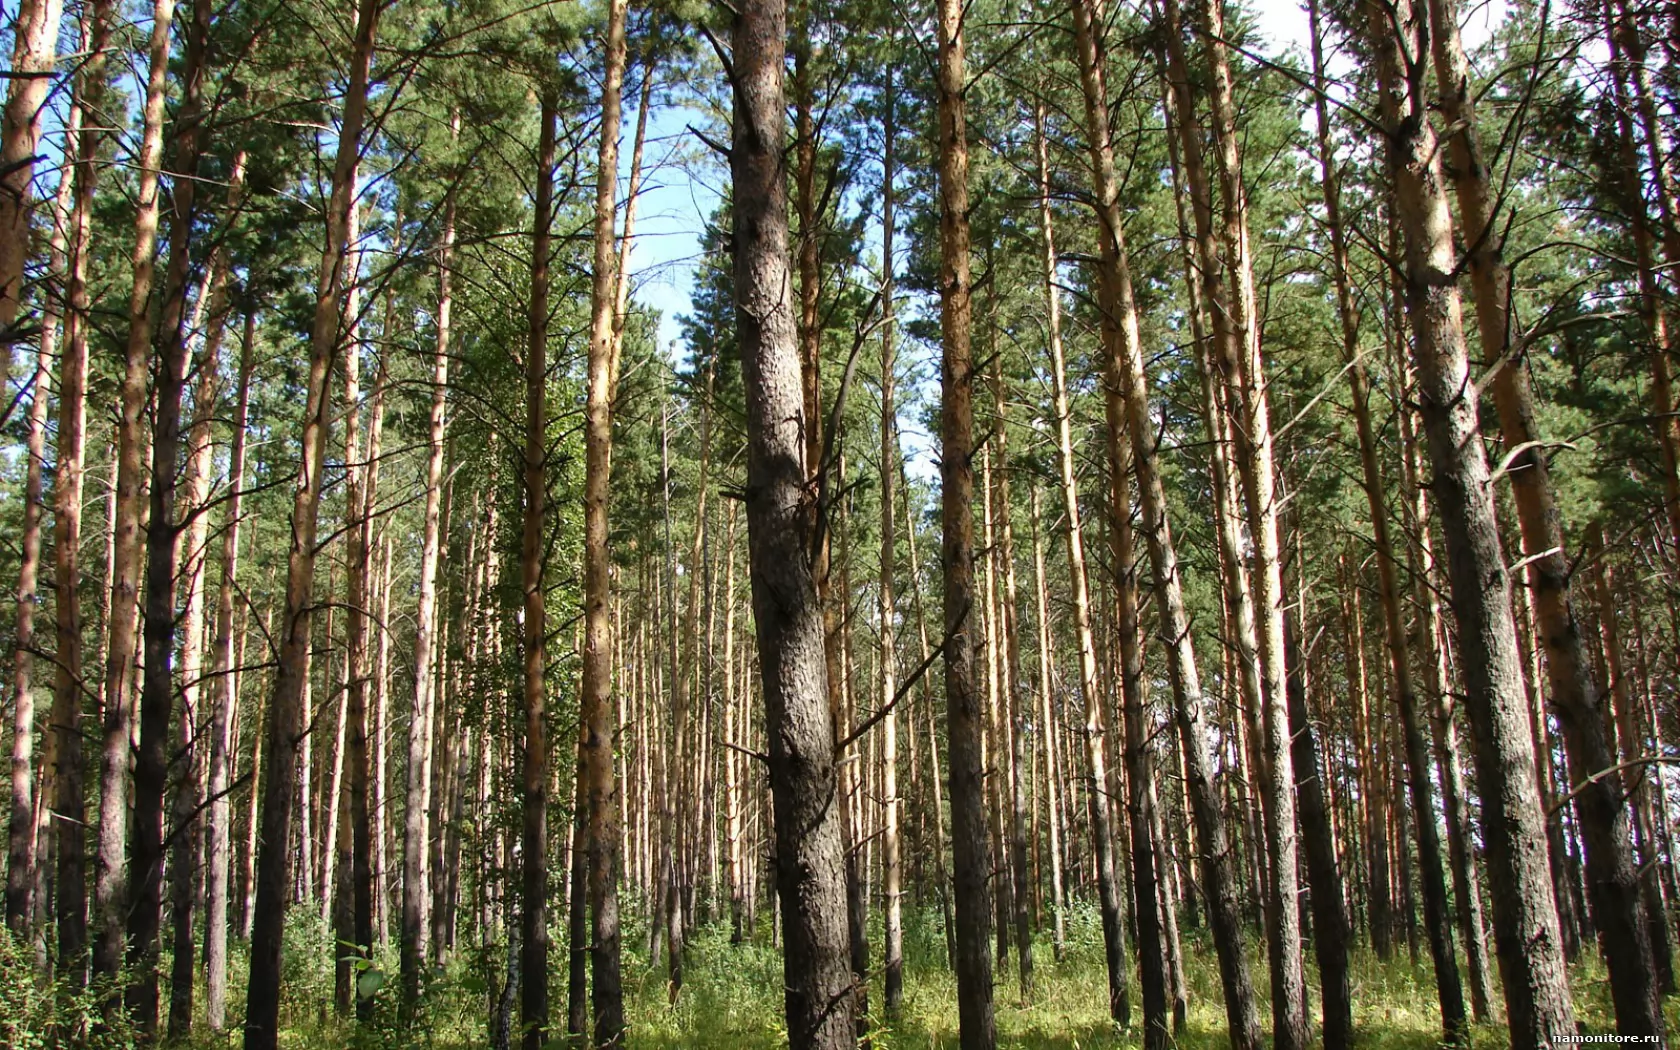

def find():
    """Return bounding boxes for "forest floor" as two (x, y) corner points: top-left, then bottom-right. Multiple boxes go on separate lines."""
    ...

(245, 904), (1653, 1049)
(1, 905), (1653, 1048)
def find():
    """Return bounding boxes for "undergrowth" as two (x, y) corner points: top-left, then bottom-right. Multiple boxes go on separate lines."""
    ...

(0, 901), (1666, 1047)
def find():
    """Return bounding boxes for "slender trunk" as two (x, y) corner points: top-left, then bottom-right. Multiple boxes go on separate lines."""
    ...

(1355, 0), (1577, 1041)
(935, 0), (997, 1042)
(1034, 96), (1127, 1028)
(405, 168), (457, 1013)
(0, 0), (63, 408)
(243, 2), (379, 1043)
(207, 313), (254, 1029)
(96, 0), (181, 985)
(6, 106), (74, 936)
(519, 94), (558, 1050)
(585, 4), (629, 1035)
(1072, 0), (1259, 1043)
(1591, 530), (1676, 992)
(131, 0), (212, 1030)
(732, 0), (856, 1037)
(1028, 486), (1066, 963)
(51, 1), (111, 973)
(1110, 399), (1169, 1050)
(1193, 3), (1307, 1036)
(879, 66), (904, 1017)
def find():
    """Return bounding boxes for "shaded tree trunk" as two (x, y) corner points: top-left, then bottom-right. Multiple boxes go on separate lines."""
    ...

(935, 0), (997, 1041)
(1355, 0), (1578, 1041)
(243, 1), (380, 1043)
(730, 0), (857, 1038)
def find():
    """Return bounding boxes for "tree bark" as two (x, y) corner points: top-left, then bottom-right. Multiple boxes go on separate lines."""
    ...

(95, 0), (180, 987)
(519, 92), (558, 1050)
(585, 1), (629, 1035)
(6, 103), (74, 936)
(243, 1), (379, 1042)
(1072, 0), (1258, 1044)
(1356, 0), (1578, 1041)
(206, 310), (254, 1030)
(0, 0), (62, 404)
(935, 0), (997, 1042)
(879, 63), (904, 1017)
(1433, 0), (1662, 1035)
(731, 0), (856, 1038)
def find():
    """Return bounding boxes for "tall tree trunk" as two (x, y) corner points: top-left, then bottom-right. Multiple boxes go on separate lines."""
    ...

(1434, 0), (1662, 1035)
(1033, 95), (1128, 1029)
(405, 160), (457, 1013)
(1191, 4), (1308, 1037)
(207, 312), (255, 1030)
(731, 0), (856, 1038)
(50, 2), (111, 969)
(519, 92), (558, 1050)
(1592, 529), (1677, 993)
(879, 63), (905, 1018)
(129, 0), (211, 1029)
(0, 0), (62, 406)
(1027, 485), (1066, 963)
(1072, 0), (1259, 1044)
(935, 0), (997, 1044)
(243, 1), (379, 1043)
(1306, 0), (1466, 1031)
(585, 1), (629, 1036)
(1109, 400), (1169, 1050)
(338, 186), (377, 1024)
(6, 102), (75, 936)
(1354, 0), (1577, 1041)
(95, 0), (180, 986)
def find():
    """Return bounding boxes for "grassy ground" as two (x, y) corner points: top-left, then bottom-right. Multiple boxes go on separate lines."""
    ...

(3, 902), (1661, 1048)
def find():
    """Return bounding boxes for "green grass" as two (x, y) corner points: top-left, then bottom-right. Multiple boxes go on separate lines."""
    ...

(5, 903), (1669, 1048)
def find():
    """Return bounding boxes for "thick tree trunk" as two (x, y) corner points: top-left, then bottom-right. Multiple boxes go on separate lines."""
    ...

(1433, 0), (1662, 1035)
(1306, 0), (1466, 1032)
(734, 0), (855, 1035)
(519, 93), (558, 1050)
(584, 3), (629, 1036)
(243, 2), (379, 1043)
(1072, 0), (1258, 1044)
(1357, 0), (1577, 1042)
(934, 0), (997, 1043)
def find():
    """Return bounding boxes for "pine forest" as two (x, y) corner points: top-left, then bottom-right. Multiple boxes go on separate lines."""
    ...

(2, 0), (1680, 1045)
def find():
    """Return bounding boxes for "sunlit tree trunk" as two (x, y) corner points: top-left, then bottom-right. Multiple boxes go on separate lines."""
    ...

(585, 3), (629, 1034)
(879, 66), (905, 1015)
(6, 102), (74, 936)
(95, 0), (180, 987)
(206, 310), (254, 1030)
(0, 0), (62, 404)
